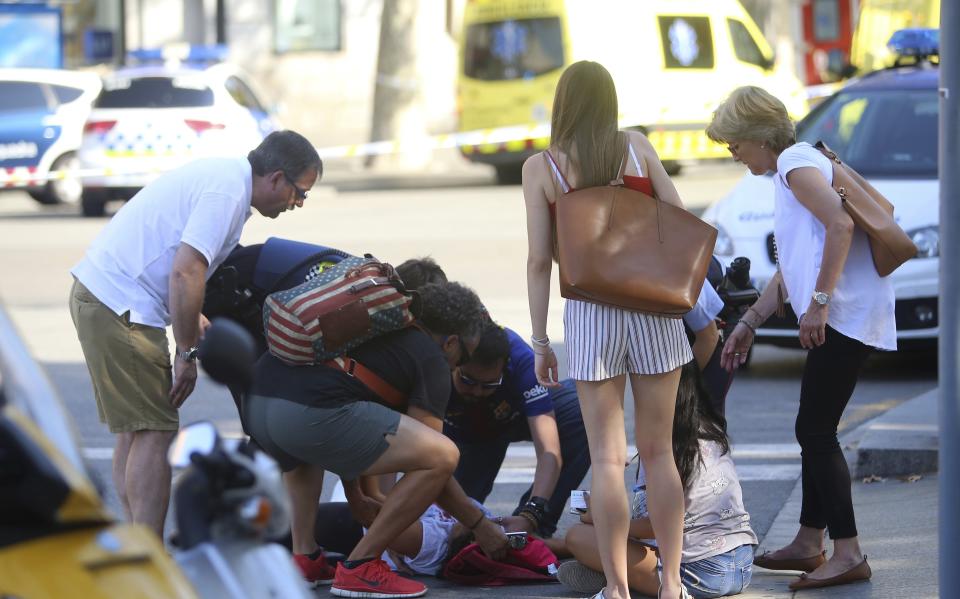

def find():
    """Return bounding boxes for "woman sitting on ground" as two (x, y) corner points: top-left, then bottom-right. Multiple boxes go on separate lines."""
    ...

(557, 362), (758, 598)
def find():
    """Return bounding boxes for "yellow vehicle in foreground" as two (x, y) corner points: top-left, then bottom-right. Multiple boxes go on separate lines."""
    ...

(0, 304), (197, 598)
(457, 0), (808, 182)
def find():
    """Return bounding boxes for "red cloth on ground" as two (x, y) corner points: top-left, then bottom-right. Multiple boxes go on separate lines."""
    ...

(441, 536), (560, 586)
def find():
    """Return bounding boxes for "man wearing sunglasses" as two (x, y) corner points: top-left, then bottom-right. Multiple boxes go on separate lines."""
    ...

(443, 322), (590, 538)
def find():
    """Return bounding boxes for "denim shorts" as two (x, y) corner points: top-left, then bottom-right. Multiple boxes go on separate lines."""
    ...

(680, 544), (754, 598)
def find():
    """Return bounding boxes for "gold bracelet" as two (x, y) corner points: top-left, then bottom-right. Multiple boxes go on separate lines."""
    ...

(739, 319), (757, 334)
(517, 510), (539, 529)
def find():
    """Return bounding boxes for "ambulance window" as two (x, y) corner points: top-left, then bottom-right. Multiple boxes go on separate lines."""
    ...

(728, 19), (767, 69)
(0, 82), (49, 112)
(463, 18), (564, 81)
(658, 16), (714, 69)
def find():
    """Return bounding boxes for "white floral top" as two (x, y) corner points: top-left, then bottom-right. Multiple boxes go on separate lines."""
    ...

(632, 440), (758, 563)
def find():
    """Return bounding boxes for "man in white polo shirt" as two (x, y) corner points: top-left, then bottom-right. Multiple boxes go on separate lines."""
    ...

(68, 130), (321, 537)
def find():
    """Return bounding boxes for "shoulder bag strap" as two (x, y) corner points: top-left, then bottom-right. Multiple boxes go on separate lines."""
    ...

(620, 135), (663, 242)
(325, 357), (406, 409)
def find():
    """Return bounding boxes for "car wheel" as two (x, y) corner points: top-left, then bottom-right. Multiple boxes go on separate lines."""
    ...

(494, 163), (524, 185)
(29, 153), (83, 205)
(28, 190), (56, 205)
(81, 189), (107, 217)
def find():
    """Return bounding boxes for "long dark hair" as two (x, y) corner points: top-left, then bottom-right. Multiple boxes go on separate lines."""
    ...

(673, 361), (731, 492)
(549, 60), (624, 188)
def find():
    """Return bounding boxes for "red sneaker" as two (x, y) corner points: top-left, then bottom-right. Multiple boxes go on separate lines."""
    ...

(331, 559), (427, 598)
(293, 551), (336, 587)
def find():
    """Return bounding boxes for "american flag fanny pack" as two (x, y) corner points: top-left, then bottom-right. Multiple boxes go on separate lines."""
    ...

(263, 255), (417, 365)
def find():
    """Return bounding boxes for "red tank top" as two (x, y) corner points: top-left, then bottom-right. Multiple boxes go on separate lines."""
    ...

(544, 149), (654, 219)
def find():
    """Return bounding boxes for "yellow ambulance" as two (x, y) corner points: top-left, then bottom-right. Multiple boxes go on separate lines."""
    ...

(457, 0), (808, 182)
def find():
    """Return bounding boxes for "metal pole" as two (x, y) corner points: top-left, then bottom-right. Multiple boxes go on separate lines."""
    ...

(117, 0), (127, 65)
(216, 0), (226, 45)
(940, 1), (960, 596)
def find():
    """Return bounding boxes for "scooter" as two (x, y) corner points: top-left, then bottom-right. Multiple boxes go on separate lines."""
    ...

(168, 421), (311, 599)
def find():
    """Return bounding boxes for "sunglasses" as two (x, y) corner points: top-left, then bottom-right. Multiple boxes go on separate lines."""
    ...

(458, 371), (504, 390)
(284, 172), (309, 201)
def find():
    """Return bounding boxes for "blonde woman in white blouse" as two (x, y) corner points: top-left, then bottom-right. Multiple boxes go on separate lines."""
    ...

(705, 85), (895, 592)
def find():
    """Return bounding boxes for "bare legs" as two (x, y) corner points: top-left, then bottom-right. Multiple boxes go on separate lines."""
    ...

(348, 417), (458, 561)
(283, 414), (458, 562)
(114, 429), (177, 537)
(576, 376), (630, 599)
(565, 522), (660, 597)
(284, 464), (328, 555)
(630, 369), (684, 599)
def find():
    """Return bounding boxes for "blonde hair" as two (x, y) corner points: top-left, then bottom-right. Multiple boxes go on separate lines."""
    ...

(706, 86), (796, 153)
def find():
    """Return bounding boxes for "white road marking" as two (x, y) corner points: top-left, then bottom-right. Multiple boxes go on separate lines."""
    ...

(500, 443), (802, 461)
(492, 463), (801, 485)
(83, 441), (804, 484)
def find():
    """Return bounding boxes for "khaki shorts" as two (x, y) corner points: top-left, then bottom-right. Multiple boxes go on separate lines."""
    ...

(69, 279), (177, 433)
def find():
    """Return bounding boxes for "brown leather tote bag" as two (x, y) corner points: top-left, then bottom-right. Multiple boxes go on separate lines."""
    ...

(554, 144), (718, 317)
(814, 141), (918, 277)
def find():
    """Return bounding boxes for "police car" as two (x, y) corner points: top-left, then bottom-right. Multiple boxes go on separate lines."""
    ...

(0, 69), (101, 206)
(77, 46), (278, 217)
(701, 29), (940, 350)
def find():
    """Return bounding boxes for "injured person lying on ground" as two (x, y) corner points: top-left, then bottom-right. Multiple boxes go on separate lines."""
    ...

(311, 491), (561, 583)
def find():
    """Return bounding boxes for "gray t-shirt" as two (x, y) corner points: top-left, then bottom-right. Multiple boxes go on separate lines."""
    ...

(632, 440), (758, 562)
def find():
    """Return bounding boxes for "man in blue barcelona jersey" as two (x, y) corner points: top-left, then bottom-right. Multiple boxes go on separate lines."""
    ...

(443, 322), (590, 538)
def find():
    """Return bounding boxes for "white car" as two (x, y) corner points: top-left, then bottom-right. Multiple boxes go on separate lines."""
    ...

(0, 69), (101, 206)
(77, 57), (277, 217)
(702, 62), (939, 351)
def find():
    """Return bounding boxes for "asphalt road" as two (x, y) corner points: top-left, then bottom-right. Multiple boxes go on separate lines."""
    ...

(0, 158), (937, 597)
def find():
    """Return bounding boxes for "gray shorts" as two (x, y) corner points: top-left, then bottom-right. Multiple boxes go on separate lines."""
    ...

(242, 394), (400, 480)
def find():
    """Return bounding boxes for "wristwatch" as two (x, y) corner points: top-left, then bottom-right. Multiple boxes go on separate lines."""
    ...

(812, 291), (831, 306)
(178, 346), (199, 362)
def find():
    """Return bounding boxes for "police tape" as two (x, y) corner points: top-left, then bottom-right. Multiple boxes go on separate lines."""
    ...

(1, 121), (728, 187)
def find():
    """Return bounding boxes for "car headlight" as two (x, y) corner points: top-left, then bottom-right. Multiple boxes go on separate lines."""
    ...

(908, 226), (939, 258)
(711, 222), (734, 256)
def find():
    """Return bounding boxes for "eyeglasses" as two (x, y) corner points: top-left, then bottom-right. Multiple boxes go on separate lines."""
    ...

(284, 172), (309, 201)
(458, 371), (504, 390)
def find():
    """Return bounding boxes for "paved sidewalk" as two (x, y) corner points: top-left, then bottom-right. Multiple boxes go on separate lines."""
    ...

(340, 389), (941, 598)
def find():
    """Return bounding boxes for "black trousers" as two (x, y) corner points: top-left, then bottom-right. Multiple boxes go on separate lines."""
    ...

(796, 325), (872, 539)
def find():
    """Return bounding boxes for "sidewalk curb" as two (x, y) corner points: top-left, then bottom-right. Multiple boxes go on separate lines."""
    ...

(854, 388), (938, 478)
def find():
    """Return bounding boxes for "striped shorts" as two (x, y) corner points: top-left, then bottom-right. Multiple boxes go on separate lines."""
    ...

(564, 299), (693, 381)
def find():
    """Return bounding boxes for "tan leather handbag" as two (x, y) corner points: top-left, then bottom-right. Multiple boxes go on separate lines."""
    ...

(814, 141), (918, 277)
(554, 143), (718, 316)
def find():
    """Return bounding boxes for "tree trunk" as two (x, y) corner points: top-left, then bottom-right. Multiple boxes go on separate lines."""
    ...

(367, 0), (425, 168)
